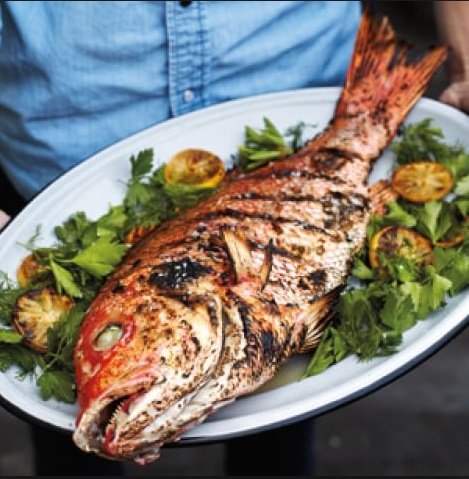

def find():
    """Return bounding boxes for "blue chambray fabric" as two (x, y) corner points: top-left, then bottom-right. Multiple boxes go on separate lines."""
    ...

(0, 1), (360, 199)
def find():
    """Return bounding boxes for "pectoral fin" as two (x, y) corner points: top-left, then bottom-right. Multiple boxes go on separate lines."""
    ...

(222, 229), (255, 281)
(259, 239), (273, 291)
(298, 288), (341, 353)
(222, 230), (273, 290)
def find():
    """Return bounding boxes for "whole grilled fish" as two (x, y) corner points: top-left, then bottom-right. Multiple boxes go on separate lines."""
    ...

(73, 12), (446, 463)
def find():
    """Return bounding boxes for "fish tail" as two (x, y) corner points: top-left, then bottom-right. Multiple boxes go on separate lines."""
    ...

(338, 9), (447, 122)
(311, 10), (447, 161)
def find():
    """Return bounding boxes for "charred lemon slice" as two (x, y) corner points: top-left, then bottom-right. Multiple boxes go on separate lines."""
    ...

(14, 288), (74, 353)
(369, 226), (433, 270)
(164, 148), (225, 188)
(17, 254), (48, 288)
(391, 162), (453, 203)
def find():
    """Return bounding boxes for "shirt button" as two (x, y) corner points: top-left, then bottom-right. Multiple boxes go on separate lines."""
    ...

(183, 89), (194, 103)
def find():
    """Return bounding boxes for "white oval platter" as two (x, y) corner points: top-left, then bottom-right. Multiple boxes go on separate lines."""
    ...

(0, 87), (468, 442)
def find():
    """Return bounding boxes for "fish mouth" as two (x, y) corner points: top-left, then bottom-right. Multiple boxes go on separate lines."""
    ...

(101, 394), (142, 457)
(74, 376), (191, 464)
(73, 385), (155, 461)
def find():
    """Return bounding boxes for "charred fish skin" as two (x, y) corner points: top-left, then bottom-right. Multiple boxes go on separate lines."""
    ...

(73, 11), (446, 464)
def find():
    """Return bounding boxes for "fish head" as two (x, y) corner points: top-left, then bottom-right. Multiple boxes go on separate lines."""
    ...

(73, 279), (223, 463)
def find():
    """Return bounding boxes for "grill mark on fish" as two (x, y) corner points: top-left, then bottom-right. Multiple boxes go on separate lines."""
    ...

(156, 292), (198, 308)
(312, 146), (366, 165)
(194, 209), (335, 237)
(228, 190), (368, 207)
(111, 283), (125, 294)
(265, 276), (326, 304)
(309, 269), (327, 285)
(206, 300), (220, 330)
(227, 293), (256, 363)
(233, 168), (347, 184)
(148, 258), (212, 290)
(246, 239), (300, 261)
(226, 291), (286, 367)
(121, 189), (365, 272)
(200, 194), (366, 234)
(131, 259), (142, 269)
(322, 191), (369, 228)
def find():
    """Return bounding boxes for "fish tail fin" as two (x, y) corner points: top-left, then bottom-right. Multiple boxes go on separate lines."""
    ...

(315, 10), (447, 161)
(338, 9), (447, 120)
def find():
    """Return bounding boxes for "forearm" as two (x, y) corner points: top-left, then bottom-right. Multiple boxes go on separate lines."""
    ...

(435, 1), (469, 81)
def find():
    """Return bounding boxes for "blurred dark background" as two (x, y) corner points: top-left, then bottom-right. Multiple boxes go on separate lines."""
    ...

(1, 1), (468, 476)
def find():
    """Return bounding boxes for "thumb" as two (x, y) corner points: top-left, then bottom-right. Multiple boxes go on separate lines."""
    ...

(0, 210), (10, 231)
(440, 82), (469, 113)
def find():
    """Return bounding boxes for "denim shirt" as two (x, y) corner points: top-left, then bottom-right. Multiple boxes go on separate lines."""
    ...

(0, 1), (360, 199)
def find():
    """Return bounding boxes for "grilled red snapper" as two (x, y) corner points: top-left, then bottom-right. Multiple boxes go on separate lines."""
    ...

(73, 12), (446, 464)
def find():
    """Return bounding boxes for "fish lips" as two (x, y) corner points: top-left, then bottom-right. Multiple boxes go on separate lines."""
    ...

(73, 365), (163, 458)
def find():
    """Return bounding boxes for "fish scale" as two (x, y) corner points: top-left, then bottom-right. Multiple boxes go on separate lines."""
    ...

(73, 11), (447, 464)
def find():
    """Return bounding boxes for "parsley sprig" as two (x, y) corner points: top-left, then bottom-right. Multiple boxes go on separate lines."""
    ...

(238, 118), (314, 171)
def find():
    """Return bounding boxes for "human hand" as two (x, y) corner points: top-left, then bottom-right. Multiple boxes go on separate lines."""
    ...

(0, 210), (10, 231)
(434, 2), (469, 113)
(440, 79), (469, 113)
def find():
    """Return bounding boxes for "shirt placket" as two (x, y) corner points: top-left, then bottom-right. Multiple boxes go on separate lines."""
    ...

(166, 0), (209, 117)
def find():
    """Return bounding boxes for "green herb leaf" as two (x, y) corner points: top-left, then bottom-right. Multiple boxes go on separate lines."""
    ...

(69, 237), (127, 278)
(49, 260), (82, 298)
(385, 202), (418, 227)
(17, 225), (42, 252)
(351, 258), (375, 280)
(238, 117), (293, 171)
(392, 119), (469, 181)
(337, 288), (384, 361)
(0, 330), (23, 344)
(408, 266), (453, 318)
(378, 253), (420, 283)
(409, 201), (454, 243)
(0, 344), (38, 376)
(37, 369), (76, 403)
(130, 149), (153, 179)
(0, 272), (27, 325)
(303, 326), (349, 377)
(54, 212), (94, 248)
(96, 206), (128, 239)
(441, 152), (469, 182)
(379, 288), (416, 334)
(163, 183), (215, 210)
(455, 198), (469, 217)
(434, 246), (469, 295)
(46, 305), (86, 371)
(367, 201), (417, 240)
(284, 121), (316, 151)
(455, 175), (469, 196)
(124, 182), (157, 210)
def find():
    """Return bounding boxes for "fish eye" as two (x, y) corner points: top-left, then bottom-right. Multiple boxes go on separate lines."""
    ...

(93, 324), (123, 351)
